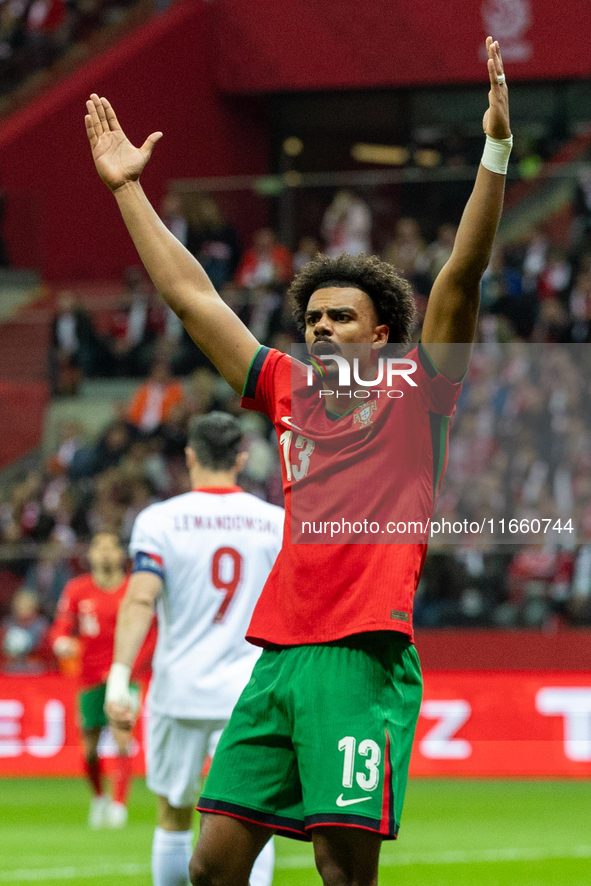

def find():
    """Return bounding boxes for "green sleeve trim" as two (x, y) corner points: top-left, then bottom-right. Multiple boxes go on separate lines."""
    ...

(418, 339), (440, 379)
(418, 339), (468, 383)
(241, 345), (264, 398)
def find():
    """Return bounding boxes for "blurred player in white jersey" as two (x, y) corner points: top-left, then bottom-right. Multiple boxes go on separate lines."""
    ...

(104, 411), (284, 886)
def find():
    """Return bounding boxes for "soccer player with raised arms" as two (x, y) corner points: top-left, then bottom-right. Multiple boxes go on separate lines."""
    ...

(86, 36), (511, 886)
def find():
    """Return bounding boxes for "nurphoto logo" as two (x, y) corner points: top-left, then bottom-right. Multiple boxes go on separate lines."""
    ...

(306, 353), (418, 399)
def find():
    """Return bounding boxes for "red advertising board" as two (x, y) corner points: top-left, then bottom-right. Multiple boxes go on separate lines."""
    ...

(412, 672), (591, 778)
(1, 672), (590, 777)
(0, 675), (147, 777)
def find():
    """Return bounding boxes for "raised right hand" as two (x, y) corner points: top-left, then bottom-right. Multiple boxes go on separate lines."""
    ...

(85, 94), (163, 192)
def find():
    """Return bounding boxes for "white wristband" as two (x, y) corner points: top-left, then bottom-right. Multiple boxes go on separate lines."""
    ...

(481, 134), (513, 175)
(105, 662), (132, 708)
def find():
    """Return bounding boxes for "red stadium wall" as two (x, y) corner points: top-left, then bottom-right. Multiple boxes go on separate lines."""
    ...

(0, 0), (270, 281)
(214, 0), (591, 94)
(415, 629), (591, 671)
(0, 383), (48, 469)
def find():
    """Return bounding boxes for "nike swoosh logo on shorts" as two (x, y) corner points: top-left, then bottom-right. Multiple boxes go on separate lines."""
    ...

(336, 794), (372, 807)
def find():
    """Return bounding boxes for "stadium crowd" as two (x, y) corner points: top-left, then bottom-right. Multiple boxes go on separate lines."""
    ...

(3, 179), (591, 674)
(0, 0), (171, 100)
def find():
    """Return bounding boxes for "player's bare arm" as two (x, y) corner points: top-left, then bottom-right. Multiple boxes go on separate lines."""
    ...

(85, 94), (259, 393)
(422, 37), (511, 379)
(105, 571), (161, 730)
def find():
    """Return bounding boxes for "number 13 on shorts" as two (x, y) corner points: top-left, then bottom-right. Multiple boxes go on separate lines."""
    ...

(338, 735), (381, 791)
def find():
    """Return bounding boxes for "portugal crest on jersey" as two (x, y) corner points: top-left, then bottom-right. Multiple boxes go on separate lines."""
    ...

(353, 401), (377, 429)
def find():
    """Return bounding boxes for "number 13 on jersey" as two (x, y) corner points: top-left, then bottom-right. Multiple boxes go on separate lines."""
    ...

(279, 430), (315, 482)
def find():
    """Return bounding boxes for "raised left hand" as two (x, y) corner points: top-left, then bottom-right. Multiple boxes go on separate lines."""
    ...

(482, 37), (511, 140)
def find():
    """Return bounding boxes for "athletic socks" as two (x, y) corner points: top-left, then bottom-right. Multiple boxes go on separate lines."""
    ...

(250, 838), (275, 886)
(151, 827), (193, 886)
(112, 752), (133, 805)
(84, 755), (103, 796)
(150, 827), (274, 886)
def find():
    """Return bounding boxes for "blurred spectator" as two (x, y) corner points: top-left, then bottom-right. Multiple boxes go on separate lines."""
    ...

(25, 535), (72, 617)
(537, 248), (572, 301)
(0, 0), (148, 99)
(235, 228), (292, 289)
(481, 246), (522, 309)
(423, 223), (457, 283)
(521, 227), (549, 295)
(569, 271), (591, 342)
(439, 147), (473, 222)
(25, 0), (67, 70)
(190, 194), (241, 291)
(293, 235), (320, 273)
(70, 419), (135, 479)
(513, 136), (543, 180)
(127, 359), (184, 435)
(151, 401), (188, 463)
(185, 367), (217, 415)
(321, 190), (372, 257)
(159, 192), (239, 372)
(160, 191), (191, 249)
(0, 1), (26, 80)
(106, 267), (161, 376)
(535, 297), (569, 343)
(572, 167), (591, 252)
(569, 545), (591, 624)
(382, 217), (430, 294)
(1, 588), (53, 673)
(240, 286), (283, 345)
(483, 246), (537, 339)
(507, 544), (559, 628)
(4, 470), (54, 544)
(0, 183), (9, 267)
(413, 546), (465, 627)
(48, 291), (100, 395)
(47, 420), (86, 474)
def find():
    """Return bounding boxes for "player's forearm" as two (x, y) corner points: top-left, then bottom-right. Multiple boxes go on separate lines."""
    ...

(113, 180), (218, 316)
(113, 594), (154, 669)
(446, 163), (506, 284)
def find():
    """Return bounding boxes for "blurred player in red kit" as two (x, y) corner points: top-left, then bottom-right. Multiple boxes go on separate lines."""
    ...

(51, 531), (155, 828)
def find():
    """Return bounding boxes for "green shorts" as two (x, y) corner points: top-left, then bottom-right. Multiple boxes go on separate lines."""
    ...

(78, 682), (140, 732)
(197, 632), (422, 841)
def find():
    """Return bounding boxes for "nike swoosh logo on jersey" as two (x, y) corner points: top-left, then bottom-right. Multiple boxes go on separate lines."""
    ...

(336, 794), (372, 807)
(281, 416), (303, 431)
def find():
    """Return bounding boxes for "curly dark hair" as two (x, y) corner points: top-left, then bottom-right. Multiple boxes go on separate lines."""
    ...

(289, 253), (416, 344)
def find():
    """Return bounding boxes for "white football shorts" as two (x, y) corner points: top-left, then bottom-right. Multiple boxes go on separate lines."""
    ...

(146, 712), (227, 808)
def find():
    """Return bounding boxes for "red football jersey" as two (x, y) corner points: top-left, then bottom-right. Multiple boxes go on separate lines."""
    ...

(51, 574), (155, 688)
(241, 345), (462, 646)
